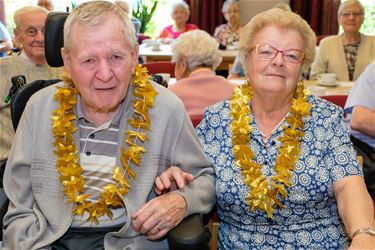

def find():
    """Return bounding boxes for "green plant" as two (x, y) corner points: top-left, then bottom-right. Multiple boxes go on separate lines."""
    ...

(132, 0), (158, 34)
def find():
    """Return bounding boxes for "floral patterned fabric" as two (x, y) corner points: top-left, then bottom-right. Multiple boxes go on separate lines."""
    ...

(343, 42), (360, 81)
(196, 95), (362, 249)
(214, 23), (241, 46)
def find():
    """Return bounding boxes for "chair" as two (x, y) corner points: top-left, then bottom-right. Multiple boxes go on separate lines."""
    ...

(138, 33), (151, 44)
(190, 114), (204, 128)
(320, 95), (348, 109)
(143, 61), (175, 77)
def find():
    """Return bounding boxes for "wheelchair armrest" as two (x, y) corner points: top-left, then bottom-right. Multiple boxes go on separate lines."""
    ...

(167, 213), (210, 250)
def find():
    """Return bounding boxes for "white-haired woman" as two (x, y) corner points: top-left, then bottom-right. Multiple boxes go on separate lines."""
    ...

(214, 0), (242, 47)
(311, 0), (375, 81)
(159, 1), (197, 40)
(158, 8), (375, 249)
(169, 29), (234, 117)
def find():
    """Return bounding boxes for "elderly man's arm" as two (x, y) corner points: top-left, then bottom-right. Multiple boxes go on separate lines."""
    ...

(334, 176), (375, 249)
(350, 106), (375, 138)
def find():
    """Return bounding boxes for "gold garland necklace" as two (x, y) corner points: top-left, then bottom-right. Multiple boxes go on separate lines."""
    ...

(230, 81), (311, 218)
(52, 64), (157, 224)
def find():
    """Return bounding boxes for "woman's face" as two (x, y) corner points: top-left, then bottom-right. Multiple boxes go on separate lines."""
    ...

(338, 5), (364, 34)
(172, 6), (188, 26)
(224, 3), (240, 25)
(245, 25), (304, 97)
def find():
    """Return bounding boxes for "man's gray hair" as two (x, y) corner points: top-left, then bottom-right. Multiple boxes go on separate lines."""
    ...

(63, 1), (136, 53)
(14, 6), (48, 28)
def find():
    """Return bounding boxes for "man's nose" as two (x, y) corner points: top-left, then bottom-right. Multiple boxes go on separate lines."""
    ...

(96, 60), (114, 82)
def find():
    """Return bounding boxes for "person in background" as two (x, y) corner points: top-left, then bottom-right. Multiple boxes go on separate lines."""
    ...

(214, 0), (242, 48)
(37, 0), (54, 11)
(2, 2), (215, 249)
(0, 6), (62, 166)
(344, 60), (375, 199)
(114, 0), (141, 38)
(159, 1), (197, 42)
(0, 21), (12, 57)
(157, 8), (375, 249)
(169, 29), (234, 117)
(311, 0), (375, 81)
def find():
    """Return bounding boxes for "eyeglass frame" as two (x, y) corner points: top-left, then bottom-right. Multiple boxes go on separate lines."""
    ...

(18, 26), (45, 37)
(249, 43), (305, 63)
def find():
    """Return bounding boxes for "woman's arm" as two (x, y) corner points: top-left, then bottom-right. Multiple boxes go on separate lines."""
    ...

(350, 106), (375, 138)
(334, 175), (375, 249)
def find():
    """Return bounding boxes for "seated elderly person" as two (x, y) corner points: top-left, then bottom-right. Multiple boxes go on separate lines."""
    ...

(159, 1), (197, 42)
(169, 30), (235, 117)
(0, 22), (12, 57)
(344, 60), (375, 198)
(158, 8), (375, 249)
(2, 2), (215, 249)
(214, 0), (242, 47)
(311, 0), (375, 81)
(0, 6), (63, 165)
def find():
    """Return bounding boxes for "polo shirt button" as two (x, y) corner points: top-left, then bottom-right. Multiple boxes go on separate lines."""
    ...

(89, 134), (95, 139)
(86, 151), (91, 156)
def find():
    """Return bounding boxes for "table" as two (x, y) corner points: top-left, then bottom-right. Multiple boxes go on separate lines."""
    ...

(139, 44), (238, 71)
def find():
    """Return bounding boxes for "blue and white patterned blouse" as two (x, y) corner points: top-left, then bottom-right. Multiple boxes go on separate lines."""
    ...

(196, 95), (362, 250)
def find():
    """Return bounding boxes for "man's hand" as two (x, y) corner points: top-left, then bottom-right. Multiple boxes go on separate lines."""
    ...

(154, 166), (194, 195)
(131, 192), (187, 240)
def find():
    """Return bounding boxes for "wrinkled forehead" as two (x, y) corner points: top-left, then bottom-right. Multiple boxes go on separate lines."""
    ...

(18, 12), (47, 29)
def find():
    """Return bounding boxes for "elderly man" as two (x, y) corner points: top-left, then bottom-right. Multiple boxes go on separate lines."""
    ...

(0, 6), (63, 164)
(2, 1), (215, 249)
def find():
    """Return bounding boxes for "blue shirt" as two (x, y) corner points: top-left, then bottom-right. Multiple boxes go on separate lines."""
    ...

(196, 95), (362, 249)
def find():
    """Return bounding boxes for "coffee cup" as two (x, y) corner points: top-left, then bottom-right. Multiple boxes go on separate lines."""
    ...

(307, 86), (325, 96)
(151, 42), (161, 51)
(318, 73), (336, 85)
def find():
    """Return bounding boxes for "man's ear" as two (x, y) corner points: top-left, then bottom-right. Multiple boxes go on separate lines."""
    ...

(61, 47), (71, 76)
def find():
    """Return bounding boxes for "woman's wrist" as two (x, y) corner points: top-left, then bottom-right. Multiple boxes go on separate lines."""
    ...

(351, 228), (375, 239)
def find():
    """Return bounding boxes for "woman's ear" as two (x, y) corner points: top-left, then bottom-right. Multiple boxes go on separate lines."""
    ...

(175, 57), (189, 80)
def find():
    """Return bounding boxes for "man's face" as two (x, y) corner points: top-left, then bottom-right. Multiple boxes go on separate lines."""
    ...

(62, 14), (139, 117)
(14, 11), (47, 64)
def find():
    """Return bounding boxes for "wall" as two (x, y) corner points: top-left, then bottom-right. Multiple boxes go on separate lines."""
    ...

(239, 0), (290, 25)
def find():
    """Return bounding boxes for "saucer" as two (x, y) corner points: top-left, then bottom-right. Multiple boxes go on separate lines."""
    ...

(318, 81), (338, 87)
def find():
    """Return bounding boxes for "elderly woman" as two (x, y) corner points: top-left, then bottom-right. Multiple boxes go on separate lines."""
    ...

(169, 30), (234, 117)
(159, 1), (197, 41)
(214, 0), (242, 47)
(311, 0), (375, 81)
(157, 8), (375, 249)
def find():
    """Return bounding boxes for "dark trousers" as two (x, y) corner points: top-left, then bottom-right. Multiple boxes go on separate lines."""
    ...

(51, 225), (122, 250)
(351, 136), (375, 198)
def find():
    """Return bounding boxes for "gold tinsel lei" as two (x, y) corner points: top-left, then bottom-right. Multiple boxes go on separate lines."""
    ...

(230, 81), (311, 218)
(52, 64), (157, 224)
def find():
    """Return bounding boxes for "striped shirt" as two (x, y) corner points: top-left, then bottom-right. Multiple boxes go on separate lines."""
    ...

(71, 96), (126, 228)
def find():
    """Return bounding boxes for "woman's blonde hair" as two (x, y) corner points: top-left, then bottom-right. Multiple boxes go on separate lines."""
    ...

(239, 8), (316, 73)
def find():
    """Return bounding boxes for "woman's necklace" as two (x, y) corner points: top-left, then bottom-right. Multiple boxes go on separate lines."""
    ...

(52, 64), (157, 224)
(230, 80), (311, 218)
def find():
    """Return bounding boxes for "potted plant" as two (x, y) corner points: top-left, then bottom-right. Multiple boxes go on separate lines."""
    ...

(132, 0), (158, 34)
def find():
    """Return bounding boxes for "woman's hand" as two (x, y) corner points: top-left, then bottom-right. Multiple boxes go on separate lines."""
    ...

(154, 166), (194, 195)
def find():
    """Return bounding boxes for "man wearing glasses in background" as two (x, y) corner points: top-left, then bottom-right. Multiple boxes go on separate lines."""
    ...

(0, 6), (63, 168)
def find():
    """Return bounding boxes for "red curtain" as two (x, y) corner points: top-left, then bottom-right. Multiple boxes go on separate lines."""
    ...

(290, 0), (341, 35)
(0, 0), (6, 26)
(185, 0), (225, 35)
(186, 0), (340, 37)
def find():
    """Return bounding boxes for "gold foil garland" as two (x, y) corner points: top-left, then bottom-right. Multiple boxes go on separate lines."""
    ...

(52, 64), (157, 224)
(230, 81), (311, 218)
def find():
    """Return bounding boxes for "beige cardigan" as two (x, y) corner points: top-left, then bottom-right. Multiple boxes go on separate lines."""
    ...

(311, 34), (375, 81)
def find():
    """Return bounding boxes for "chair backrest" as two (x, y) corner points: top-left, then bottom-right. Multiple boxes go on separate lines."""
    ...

(45, 12), (69, 67)
(10, 79), (60, 130)
(190, 114), (203, 128)
(143, 61), (175, 77)
(320, 95), (348, 109)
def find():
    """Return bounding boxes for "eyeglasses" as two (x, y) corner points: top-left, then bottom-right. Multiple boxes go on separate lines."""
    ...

(22, 27), (45, 37)
(250, 43), (305, 63)
(341, 12), (363, 18)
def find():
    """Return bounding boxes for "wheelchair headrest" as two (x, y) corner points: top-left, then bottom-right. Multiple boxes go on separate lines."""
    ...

(45, 12), (69, 67)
